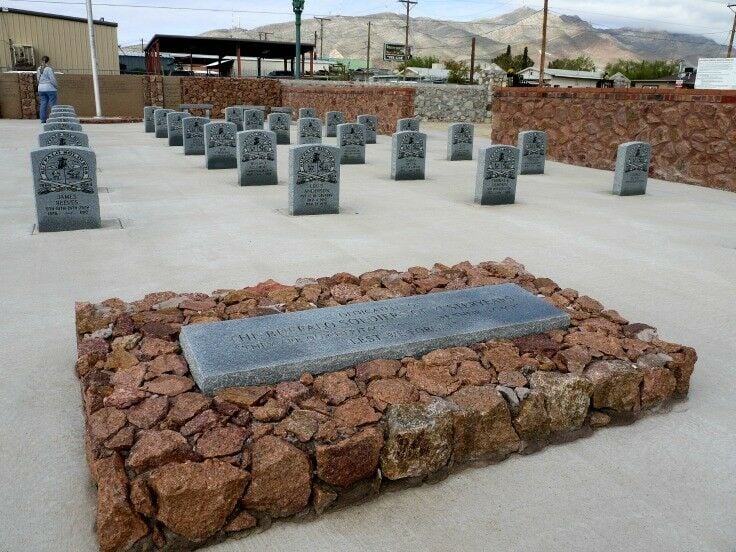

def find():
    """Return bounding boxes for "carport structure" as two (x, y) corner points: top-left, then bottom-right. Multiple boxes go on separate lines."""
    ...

(144, 34), (316, 77)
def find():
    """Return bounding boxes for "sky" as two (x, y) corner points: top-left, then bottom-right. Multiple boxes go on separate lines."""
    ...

(4, 0), (733, 46)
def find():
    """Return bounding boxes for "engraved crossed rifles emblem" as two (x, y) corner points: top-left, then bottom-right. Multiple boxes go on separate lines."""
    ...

(486, 152), (516, 179)
(38, 156), (94, 195)
(625, 148), (648, 173)
(297, 152), (337, 184)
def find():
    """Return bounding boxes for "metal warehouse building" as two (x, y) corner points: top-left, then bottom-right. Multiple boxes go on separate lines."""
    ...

(0, 7), (119, 74)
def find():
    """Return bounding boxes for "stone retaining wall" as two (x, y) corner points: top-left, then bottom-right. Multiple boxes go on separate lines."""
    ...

(281, 81), (415, 134)
(491, 87), (736, 192)
(414, 83), (489, 123)
(75, 258), (696, 552)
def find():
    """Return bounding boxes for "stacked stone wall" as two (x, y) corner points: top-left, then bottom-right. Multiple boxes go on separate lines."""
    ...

(492, 87), (736, 191)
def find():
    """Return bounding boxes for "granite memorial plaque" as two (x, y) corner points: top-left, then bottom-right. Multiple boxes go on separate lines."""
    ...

(518, 130), (547, 175)
(613, 141), (651, 196)
(397, 117), (419, 132)
(166, 111), (190, 147)
(144, 105), (161, 133)
(268, 113), (291, 145)
(38, 130), (89, 148)
(337, 123), (366, 164)
(288, 145), (340, 216)
(325, 111), (344, 137)
(475, 145), (519, 205)
(297, 117), (322, 145)
(225, 107), (244, 131)
(43, 122), (83, 132)
(243, 109), (265, 131)
(237, 130), (278, 186)
(299, 107), (317, 119)
(204, 122), (238, 169)
(181, 282), (570, 393)
(391, 131), (427, 180)
(154, 108), (173, 138)
(447, 123), (474, 161)
(357, 114), (378, 144)
(30, 146), (101, 232)
(182, 117), (209, 156)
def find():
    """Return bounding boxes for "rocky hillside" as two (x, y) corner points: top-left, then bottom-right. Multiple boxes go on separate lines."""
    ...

(200, 7), (724, 69)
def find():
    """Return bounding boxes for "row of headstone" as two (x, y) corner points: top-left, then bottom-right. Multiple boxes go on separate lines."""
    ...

(31, 106), (101, 232)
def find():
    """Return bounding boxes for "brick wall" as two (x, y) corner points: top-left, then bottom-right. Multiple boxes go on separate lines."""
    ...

(281, 81), (415, 134)
(491, 87), (736, 192)
(181, 77), (281, 117)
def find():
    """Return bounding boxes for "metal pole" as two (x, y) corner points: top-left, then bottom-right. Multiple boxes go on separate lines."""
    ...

(85, 0), (103, 117)
(727, 4), (736, 58)
(470, 36), (476, 84)
(366, 21), (371, 71)
(295, 11), (302, 79)
(539, 0), (548, 87)
(315, 17), (331, 59)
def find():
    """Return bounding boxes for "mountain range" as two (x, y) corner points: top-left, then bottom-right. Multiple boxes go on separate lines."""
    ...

(200, 7), (726, 69)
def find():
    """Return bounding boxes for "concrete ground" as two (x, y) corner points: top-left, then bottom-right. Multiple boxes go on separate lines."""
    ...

(1, 120), (735, 552)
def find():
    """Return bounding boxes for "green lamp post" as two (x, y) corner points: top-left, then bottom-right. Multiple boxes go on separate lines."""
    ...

(293, 0), (304, 79)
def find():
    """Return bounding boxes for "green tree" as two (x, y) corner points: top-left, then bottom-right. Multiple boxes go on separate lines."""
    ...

(549, 55), (596, 71)
(603, 59), (680, 80)
(492, 44), (514, 71)
(509, 47), (534, 72)
(397, 55), (439, 71)
(444, 59), (470, 84)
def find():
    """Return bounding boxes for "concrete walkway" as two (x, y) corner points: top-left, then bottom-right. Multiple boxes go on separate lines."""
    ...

(1, 120), (734, 552)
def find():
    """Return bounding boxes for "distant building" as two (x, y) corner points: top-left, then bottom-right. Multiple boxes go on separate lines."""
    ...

(0, 8), (119, 74)
(609, 72), (631, 88)
(631, 68), (696, 89)
(518, 67), (610, 88)
(400, 64), (450, 83)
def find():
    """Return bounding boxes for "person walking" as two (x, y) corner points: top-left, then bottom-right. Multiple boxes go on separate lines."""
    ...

(37, 56), (58, 123)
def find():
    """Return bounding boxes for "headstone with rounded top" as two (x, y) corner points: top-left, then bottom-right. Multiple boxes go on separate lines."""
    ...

(289, 145), (340, 216)
(43, 122), (83, 132)
(154, 108), (173, 138)
(391, 131), (427, 180)
(182, 117), (209, 155)
(30, 146), (101, 232)
(39, 130), (89, 148)
(47, 116), (81, 124)
(298, 117), (322, 145)
(243, 109), (265, 131)
(204, 121), (238, 169)
(447, 123), (474, 161)
(271, 107), (293, 116)
(268, 113), (291, 144)
(166, 112), (191, 147)
(475, 145), (519, 205)
(225, 107), (244, 131)
(325, 111), (344, 137)
(397, 117), (419, 132)
(357, 114), (378, 144)
(299, 107), (317, 119)
(517, 130), (547, 175)
(144, 105), (161, 133)
(337, 123), (366, 165)
(237, 130), (278, 186)
(613, 141), (651, 196)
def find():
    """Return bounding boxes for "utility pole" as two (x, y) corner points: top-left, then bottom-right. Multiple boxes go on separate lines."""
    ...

(728, 4), (736, 57)
(366, 21), (372, 72)
(399, 0), (417, 81)
(85, 0), (103, 117)
(314, 17), (331, 59)
(538, 0), (549, 86)
(469, 36), (476, 84)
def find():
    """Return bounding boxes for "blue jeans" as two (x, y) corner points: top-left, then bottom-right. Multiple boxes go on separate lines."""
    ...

(39, 91), (58, 123)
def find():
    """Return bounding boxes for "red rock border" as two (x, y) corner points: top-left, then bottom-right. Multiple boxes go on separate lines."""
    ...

(75, 259), (696, 552)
